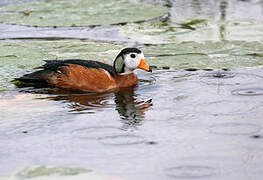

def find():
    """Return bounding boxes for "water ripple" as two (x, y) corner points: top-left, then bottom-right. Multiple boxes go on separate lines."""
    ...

(209, 123), (261, 136)
(165, 165), (218, 178)
(71, 126), (122, 139)
(232, 88), (263, 96)
(98, 134), (146, 146)
(200, 72), (263, 86)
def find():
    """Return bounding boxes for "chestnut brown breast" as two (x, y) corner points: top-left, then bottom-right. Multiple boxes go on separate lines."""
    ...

(114, 73), (138, 88)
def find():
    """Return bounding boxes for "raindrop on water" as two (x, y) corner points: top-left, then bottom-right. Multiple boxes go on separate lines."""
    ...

(71, 126), (122, 139)
(98, 134), (145, 146)
(165, 165), (218, 178)
(201, 72), (263, 86)
(204, 71), (236, 79)
(209, 123), (261, 136)
(231, 88), (263, 96)
(250, 135), (263, 139)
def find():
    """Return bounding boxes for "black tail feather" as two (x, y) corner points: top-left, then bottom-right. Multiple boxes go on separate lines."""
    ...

(13, 70), (52, 87)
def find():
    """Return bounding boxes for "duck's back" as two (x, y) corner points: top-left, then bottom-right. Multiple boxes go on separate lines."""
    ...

(41, 60), (116, 75)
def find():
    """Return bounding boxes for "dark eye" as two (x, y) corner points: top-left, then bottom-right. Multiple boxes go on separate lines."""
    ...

(130, 54), (136, 58)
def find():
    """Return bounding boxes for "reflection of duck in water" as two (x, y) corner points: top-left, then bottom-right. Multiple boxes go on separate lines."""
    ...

(41, 87), (152, 128)
(115, 87), (152, 129)
(14, 48), (151, 92)
(42, 90), (114, 112)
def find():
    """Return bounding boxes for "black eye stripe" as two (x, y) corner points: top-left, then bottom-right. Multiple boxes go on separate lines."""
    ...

(130, 54), (136, 58)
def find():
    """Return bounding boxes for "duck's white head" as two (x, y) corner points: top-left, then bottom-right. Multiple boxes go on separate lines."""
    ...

(113, 48), (151, 74)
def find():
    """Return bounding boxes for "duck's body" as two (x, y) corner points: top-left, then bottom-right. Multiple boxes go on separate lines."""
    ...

(15, 48), (150, 92)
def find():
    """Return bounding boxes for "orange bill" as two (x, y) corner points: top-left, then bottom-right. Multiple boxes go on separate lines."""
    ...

(138, 59), (151, 72)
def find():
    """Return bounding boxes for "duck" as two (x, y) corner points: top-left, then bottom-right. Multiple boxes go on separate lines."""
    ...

(14, 48), (151, 92)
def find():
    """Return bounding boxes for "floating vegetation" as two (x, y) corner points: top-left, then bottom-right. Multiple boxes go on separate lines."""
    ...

(120, 19), (263, 43)
(0, 0), (168, 27)
(142, 41), (263, 69)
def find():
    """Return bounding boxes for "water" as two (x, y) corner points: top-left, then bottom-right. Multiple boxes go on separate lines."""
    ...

(0, 0), (263, 180)
(1, 68), (263, 180)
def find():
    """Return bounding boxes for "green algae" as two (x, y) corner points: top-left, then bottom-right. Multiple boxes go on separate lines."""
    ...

(179, 19), (207, 30)
(120, 19), (263, 44)
(0, 0), (167, 27)
(142, 41), (263, 69)
(14, 165), (91, 179)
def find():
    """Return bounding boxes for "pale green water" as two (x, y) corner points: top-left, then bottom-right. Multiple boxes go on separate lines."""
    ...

(0, 0), (263, 180)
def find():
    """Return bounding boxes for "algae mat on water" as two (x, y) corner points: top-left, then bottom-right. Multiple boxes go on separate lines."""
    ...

(0, 165), (124, 180)
(0, 0), (167, 27)
(142, 41), (263, 69)
(120, 20), (263, 43)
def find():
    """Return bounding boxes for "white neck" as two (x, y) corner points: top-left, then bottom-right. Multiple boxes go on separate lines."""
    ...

(119, 67), (134, 75)
(119, 71), (134, 75)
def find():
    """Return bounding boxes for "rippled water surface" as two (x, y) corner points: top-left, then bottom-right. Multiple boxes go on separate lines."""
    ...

(0, 0), (263, 180)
